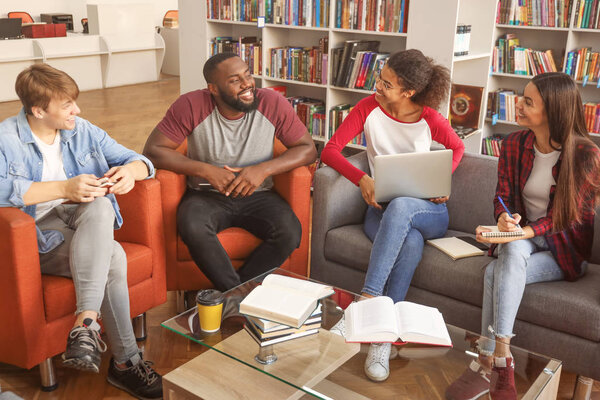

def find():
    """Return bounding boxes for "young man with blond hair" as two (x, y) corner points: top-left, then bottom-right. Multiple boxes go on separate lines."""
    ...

(0, 64), (162, 399)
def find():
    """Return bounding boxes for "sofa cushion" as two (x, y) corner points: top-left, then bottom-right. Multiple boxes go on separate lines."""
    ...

(177, 227), (262, 261)
(325, 224), (371, 272)
(410, 230), (492, 308)
(517, 264), (600, 342)
(121, 242), (153, 287)
(325, 223), (600, 343)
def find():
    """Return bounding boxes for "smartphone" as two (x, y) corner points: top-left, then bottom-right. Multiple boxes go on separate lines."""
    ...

(457, 236), (489, 251)
(99, 180), (115, 187)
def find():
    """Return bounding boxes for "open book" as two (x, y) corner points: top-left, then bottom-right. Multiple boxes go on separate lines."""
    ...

(239, 274), (334, 328)
(427, 237), (485, 260)
(344, 297), (452, 347)
(480, 225), (524, 238)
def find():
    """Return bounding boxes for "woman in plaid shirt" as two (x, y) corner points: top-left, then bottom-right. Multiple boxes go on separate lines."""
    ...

(447, 73), (600, 400)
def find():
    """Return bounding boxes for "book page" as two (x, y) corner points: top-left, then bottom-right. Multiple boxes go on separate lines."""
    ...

(394, 302), (451, 346)
(345, 297), (399, 341)
(262, 274), (334, 298)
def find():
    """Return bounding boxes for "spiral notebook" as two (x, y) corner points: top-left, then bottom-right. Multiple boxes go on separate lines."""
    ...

(480, 226), (524, 238)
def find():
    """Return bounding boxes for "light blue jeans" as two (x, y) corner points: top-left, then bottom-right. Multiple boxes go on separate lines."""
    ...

(37, 197), (141, 365)
(362, 197), (449, 303)
(479, 236), (565, 355)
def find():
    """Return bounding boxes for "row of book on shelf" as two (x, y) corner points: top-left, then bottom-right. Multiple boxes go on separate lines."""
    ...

(206, 0), (329, 27)
(495, 0), (598, 28)
(492, 34), (559, 76)
(496, 0), (574, 27)
(238, 273), (452, 347)
(331, 40), (388, 90)
(210, 36), (262, 75)
(334, 0), (409, 32)
(482, 135), (505, 157)
(566, 47), (600, 84)
(573, 0), (600, 28)
(266, 37), (329, 84)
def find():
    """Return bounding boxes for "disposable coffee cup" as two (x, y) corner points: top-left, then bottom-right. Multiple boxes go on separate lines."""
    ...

(196, 289), (224, 333)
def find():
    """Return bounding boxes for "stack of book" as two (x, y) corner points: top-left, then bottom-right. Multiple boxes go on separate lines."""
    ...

(492, 34), (558, 76)
(334, 0), (410, 32)
(573, 0), (600, 29)
(565, 48), (600, 83)
(239, 274), (335, 346)
(209, 36), (262, 75)
(496, 0), (574, 27)
(244, 304), (323, 346)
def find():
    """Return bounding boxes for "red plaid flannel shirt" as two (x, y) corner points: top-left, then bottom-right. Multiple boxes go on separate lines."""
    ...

(492, 130), (598, 281)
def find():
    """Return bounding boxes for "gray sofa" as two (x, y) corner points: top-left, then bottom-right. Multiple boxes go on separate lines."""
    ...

(311, 150), (600, 380)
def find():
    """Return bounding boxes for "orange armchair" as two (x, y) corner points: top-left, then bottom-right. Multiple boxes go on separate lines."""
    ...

(7, 11), (34, 24)
(157, 139), (312, 292)
(0, 179), (167, 390)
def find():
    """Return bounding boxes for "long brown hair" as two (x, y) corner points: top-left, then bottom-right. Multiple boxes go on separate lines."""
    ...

(531, 72), (600, 231)
(386, 49), (450, 111)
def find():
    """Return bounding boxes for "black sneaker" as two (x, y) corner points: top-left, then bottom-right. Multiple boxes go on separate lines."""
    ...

(62, 318), (107, 373)
(107, 357), (162, 399)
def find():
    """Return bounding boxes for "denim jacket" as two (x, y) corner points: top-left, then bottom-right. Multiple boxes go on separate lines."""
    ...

(0, 109), (155, 253)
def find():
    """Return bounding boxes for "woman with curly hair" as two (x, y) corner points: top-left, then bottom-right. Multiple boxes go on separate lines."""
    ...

(321, 49), (465, 382)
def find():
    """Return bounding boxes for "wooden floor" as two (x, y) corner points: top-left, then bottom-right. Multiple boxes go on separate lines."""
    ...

(0, 77), (599, 399)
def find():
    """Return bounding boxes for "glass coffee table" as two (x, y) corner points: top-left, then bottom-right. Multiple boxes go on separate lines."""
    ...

(161, 268), (561, 400)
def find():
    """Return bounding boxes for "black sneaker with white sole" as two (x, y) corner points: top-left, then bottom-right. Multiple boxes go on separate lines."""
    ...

(107, 357), (163, 399)
(62, 318), (107, 373)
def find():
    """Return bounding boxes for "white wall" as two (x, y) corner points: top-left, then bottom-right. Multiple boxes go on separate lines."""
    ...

(0, 0), (177, 30)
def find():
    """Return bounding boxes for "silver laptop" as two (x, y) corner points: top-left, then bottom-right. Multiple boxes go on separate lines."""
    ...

(374, 150), (453, 202)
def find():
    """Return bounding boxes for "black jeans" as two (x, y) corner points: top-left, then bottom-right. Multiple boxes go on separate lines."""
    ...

(177, 189), (302, 291)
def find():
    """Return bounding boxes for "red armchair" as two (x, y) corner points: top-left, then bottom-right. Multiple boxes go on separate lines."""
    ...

(0, 179), (167, 390)
(156, 140), (311, 296)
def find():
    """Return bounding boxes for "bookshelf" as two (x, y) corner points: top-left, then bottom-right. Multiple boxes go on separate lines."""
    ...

(179, 0), (497, 153)
(484, 0), (600, 141)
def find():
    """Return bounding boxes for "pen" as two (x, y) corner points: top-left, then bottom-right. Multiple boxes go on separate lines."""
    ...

(497, 196), (521, 229)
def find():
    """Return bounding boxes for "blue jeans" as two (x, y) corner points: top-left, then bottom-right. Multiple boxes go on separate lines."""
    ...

(479, 236), (565, 355)
(362, 197), (449, 303)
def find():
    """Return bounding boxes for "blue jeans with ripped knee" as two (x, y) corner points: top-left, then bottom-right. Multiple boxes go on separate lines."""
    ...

(362, 197), (449, 303)
(479, 236), (566, 355)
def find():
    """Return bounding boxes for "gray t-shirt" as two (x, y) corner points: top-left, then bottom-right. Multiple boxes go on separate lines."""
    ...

(157, 88), (307, 190)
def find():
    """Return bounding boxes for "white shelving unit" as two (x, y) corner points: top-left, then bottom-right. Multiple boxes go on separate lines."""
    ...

(484, 2), (600, 139)
(0, 3), (165, 102)
(179, 0), (497, 153)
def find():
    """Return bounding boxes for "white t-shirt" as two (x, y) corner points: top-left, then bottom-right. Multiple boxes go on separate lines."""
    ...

(32, 133), (68, 220)
(522, 144), (561, 222)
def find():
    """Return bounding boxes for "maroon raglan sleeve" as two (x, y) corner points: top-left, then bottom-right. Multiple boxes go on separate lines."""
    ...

(156, 92), (205, 144)
(258, 89), (307, 146)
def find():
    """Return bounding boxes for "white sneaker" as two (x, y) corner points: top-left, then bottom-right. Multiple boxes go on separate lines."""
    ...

(330, 317), (346, 337)
(364, 343), (391, 382)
